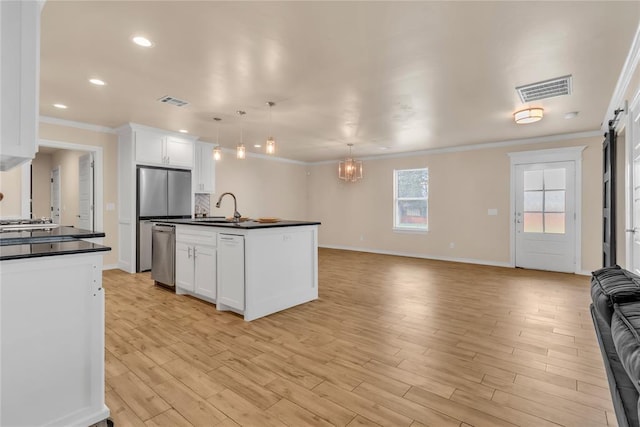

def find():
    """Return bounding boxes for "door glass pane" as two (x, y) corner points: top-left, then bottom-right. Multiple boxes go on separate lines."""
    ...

(544, 168), (566, 190)
(524, 170), (543, 191)
(524, 191), (543, 211)
(545, 190), (565, 212)
(524, 213), (543, 233)
(545, 213), (565, 234)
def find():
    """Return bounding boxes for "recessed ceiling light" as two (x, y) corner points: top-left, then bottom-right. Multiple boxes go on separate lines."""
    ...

(132, 36), (153, 47)
(564, 111), (579, 119)
(53, 103), (68, 109)
(254, 144), (262, 148)
(179, 129), (188, 134)
(89, 78), (106, 86)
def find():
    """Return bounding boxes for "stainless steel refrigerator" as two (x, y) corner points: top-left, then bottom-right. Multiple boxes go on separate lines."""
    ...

(137, 166), (191, 272)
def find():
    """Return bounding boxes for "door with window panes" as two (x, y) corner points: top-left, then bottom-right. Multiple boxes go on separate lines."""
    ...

(515, 161), (576, 273)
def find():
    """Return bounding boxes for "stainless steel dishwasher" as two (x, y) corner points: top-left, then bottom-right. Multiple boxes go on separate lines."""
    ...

(151, 223), (176, 289)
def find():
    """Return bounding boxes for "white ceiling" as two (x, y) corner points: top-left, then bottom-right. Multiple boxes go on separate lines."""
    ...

(40, 1), (640, 162)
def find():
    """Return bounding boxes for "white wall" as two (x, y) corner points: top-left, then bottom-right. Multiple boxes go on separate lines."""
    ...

(308, 135), (602, 272)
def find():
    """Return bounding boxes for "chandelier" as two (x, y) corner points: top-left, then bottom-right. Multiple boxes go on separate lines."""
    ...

(338, 143), (363, 182)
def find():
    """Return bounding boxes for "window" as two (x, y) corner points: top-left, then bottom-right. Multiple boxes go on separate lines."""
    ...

(394, 168), (428, 230)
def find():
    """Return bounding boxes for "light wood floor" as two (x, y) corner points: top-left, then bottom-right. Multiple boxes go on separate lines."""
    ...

(103, 248), (615, 427)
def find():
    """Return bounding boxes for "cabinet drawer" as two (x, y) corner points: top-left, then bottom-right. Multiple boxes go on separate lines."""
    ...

(176, 226), (216, 246)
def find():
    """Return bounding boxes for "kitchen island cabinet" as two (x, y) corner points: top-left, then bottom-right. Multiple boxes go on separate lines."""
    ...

(171, 220), (319, 321)
(176, 225), (217, 301)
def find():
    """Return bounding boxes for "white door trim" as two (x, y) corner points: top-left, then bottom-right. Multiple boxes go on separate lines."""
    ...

(626, 91), (640, 269)
(22, 139), (104, 232)
(508, 146), (586, 273)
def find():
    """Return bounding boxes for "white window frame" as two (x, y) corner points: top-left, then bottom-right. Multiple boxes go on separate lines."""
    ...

(393, 167), (429, 232)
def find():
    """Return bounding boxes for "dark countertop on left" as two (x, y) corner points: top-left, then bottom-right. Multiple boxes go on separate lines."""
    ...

(0, 226), (111, 261)
(0, 226), (105, 246)
(0, 240), (111, 261)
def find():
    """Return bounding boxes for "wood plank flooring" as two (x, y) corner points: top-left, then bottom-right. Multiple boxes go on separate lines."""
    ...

(103, 248), (614, 427)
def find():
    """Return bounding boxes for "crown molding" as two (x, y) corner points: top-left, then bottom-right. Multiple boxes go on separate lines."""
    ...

(218, 147), (307, 165)
(309, 130), (601, 165)
(602, 21), (640, 131)
(39, 115), (117, 134)
(40, 115), (601, 166)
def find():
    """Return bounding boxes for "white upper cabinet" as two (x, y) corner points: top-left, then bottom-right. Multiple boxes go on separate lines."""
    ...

(193, 142), (215, 193)
(165, 136), (194, 168)
(134, 129), (194, 169)
(0, 0), (43, 171)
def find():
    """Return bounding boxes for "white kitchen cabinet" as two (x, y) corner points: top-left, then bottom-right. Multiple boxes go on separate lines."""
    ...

(175, 241), (195, 291)
(134, 129), (194, 168)
(0, 0), (43, 171)
(175, 226), (216, 302)
(194, 245), (216, 299)
(193, 142), (215, 193)
(217, 234), (245, 311)
(1, 252), (109, 426)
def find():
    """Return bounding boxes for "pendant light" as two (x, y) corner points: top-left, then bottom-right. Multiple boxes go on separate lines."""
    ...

(236, 110), (246, 160)
(338, 143), (363, 182)
(266, 101), (276, 155)
(213, 117), (222, 160)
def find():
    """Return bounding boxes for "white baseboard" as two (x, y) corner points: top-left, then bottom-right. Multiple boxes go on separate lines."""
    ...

(319, 244), (512, 268)
(103, 264), (119, 270)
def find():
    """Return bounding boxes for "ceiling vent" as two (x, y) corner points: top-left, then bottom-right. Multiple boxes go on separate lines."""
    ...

(157, 95), (189, 107)
(516, 75), (572, 103)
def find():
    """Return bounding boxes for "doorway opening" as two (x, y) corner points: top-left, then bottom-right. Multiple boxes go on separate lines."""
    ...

(21, 140), (103, 232)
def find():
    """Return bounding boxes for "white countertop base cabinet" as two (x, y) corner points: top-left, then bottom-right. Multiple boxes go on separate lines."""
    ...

(175, 224), (318, 321)
(176, 226), (217, 303)
(243, 227), (318, 321)
(1, 252), (108, 426)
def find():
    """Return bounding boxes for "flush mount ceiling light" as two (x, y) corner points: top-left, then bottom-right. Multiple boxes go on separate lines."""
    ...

(514, 107), (544, 124)
(266, 101), (276, 155)
(178, 129), (188, 134)
(213, 117), (222, 161)
(132, 36), (153, 47)
(236, 110), (246, 160)
(89, 78), (106, 86)
(53, 103), (68, 109)
(338, 143), (363, 182)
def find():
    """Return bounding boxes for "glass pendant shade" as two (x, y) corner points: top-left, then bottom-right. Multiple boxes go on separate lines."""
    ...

(213, 147), (221, 161)
(236, 144), (246, 159)
(338, 158), (363, 182)
(266, 137), (275, 154)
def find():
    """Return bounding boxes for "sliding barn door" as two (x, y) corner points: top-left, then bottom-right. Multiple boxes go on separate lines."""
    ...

(603, 130), (617, 267)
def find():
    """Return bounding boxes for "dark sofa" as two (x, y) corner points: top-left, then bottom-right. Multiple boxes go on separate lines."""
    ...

(591, 265), (640, 427)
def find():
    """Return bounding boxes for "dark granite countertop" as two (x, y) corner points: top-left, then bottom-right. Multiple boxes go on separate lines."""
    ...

(157, 218), (321, 229)
(0, 240), (111, 261)
(0, 226), (106, 246)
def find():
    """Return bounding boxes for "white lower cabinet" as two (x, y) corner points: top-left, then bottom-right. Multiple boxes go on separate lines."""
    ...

(217, 234), (245, 311)
(194, 245), (216, 299)
(175, 227), (216, 301)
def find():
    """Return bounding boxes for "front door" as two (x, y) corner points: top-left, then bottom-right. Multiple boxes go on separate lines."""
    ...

(515, 161), (576, 273)
(50, 167), (61, 224)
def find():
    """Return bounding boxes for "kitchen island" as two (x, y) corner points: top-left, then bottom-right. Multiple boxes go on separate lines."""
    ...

(0, 226), (111, 426)
(161, 219), (320, 321)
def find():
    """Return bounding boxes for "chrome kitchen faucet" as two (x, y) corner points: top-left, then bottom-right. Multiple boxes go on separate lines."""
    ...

(216, 192), (242, 223)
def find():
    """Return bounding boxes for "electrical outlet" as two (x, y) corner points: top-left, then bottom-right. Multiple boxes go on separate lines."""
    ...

(360, 235), (365, 241)
(449, 242), (455, 249)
